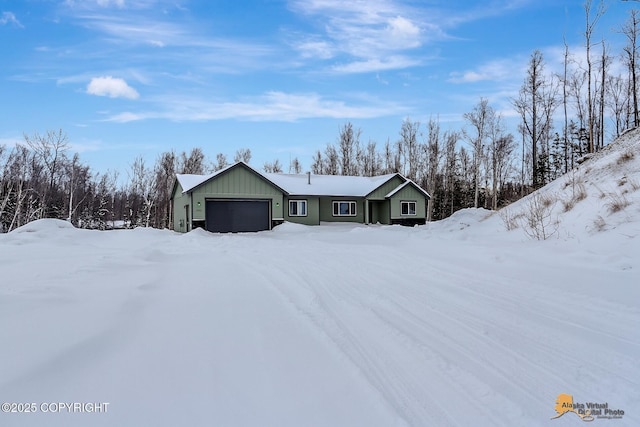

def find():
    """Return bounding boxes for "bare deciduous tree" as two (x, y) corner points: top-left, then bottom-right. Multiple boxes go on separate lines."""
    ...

(263, 159), (283, 173)
(154, 151), (176, 229)
(179, 147), (205, 174)
(561, 39), (571, 174)
(129, 156), (156, 228)
(399, 118), (421, 180)
(513, 50), (559, 187)
(323, 144), (339, 175)
(621, 9), (640, 128)
(289, 157), (302, 174)
(584, 0), (607, 153)
(597, 40), (611, 151)
(424, 118), (443, 220)
(361, 140), (381, 177)
(382, 139), (398, 174)
(213, 153), (228, 171)
(23, 129), (69, 217)
(311, 150), (324, 174)
(92, 170), (118, 230)
(65, 153), (91, 224)
(234, 148), (252, 164)
(441, 132), (458, 217)
(464, 98), (493, 207)
(338, 122), (361, 176)
(606, 74), (629, 137)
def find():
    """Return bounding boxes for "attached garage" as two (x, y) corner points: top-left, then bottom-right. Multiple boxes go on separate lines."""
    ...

(205, 199), (270, 233)
(171, 163), (286, 233)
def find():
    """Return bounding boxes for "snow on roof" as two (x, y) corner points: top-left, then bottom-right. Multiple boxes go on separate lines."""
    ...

(261, 172), (399, 197)
(176, 161), (420, 197)
(175, 162), (242, 193)
(176, 173), (215, 193)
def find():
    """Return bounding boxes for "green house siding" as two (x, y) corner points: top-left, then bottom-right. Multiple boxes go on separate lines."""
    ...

(284, 197), (320, 225)
(172, 182), (190, 232)
(319, 196), (365, 223)
(190, 166), (284, 222)
(366, 176), (405, 200)
(389, 186), (427, 219)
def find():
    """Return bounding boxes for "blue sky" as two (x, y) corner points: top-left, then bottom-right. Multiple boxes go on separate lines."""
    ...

(0, 0), (635, 176)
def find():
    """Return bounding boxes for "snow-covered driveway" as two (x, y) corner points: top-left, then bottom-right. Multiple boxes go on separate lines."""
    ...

(1, 217), (637, 426)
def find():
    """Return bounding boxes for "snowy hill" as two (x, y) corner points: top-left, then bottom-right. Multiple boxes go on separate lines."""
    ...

(428, 127), (640, 243)
(501, 127), (640, 239)
(0, 133), (638, 426)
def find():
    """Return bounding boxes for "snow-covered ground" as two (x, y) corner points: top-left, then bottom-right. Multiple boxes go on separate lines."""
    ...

(1, 132), (639, 426)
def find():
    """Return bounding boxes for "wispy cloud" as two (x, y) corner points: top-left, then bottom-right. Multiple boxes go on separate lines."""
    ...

(87, 76), (140, 99)
(448, 58), (524, 84)
(59, 5), (276, 73)
(436, 0), (533, 28)
(288, 0), (426, 73)
(1, 11), (23, 27)
(294, 38), (335, 59)
(95, 0), (126, 7)
(101, 91), (406, 123)
(332, 56), (420, 74)
(64, 0), (163, 11)
(286, 0), (533, 75)
(69, 138), (105, 153)
(70, 13), (186, 47)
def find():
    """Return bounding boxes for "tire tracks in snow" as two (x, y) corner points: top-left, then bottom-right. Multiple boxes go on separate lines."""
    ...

(249, 238), (639, 426)
(251, 245), (488, 426)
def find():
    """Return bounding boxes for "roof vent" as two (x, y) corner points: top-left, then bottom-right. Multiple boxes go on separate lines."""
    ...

(307, 171), (311, 185)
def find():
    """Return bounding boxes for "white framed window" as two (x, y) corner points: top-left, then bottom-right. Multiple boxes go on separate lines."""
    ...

(401, 201), (417, 216)
(332, 201), (357, 216)
(289, 200), (307, 217)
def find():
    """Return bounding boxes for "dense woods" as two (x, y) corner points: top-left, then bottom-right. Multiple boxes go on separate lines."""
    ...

(1, 2), (638, 232)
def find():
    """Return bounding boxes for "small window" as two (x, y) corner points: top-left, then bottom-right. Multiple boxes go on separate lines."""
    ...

(332, 201), (357, 216)
(401, 201), (416, 216)
(289, 200), (307, 217)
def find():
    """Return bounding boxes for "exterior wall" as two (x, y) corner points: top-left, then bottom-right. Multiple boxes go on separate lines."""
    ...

(366, 175), (405, 200)
(389, 185), (427, 220)
(172, 182), (190, 232)
(284, 196), (320, 225)
(189, 166), (284, 225)
(319, 196), (365, 223)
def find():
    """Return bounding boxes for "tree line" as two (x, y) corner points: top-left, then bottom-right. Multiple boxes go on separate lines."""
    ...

(0, 134), (254, 232)
(1, 1), (638, 231)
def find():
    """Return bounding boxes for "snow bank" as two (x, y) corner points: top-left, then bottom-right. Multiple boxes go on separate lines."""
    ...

(10, 218), (76, 234)
(427, 207), (494, 232)
(271, 221), (312, 233)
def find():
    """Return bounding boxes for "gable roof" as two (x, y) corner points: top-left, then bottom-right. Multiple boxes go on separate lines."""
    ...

(385, 179), (431, 199)
(175, 161), (238, 193)
(173, 161), (429, 199)
(175, 173), (216, 193)
(174, 162), (287, 195)
(261, 172), (400, 197)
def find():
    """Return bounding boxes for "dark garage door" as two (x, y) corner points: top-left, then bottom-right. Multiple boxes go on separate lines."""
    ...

(205, 199), (270, 233)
